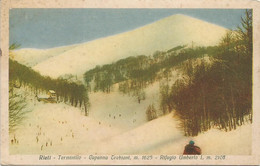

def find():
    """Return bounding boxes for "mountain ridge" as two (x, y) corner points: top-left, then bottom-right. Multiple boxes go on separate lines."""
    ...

(12, 14), (228, 78)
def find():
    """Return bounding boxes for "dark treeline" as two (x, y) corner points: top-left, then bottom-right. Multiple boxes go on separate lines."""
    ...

(9, 59), (90, 115)
(161, 10), (252, 136)
(84, 45), (216, 102)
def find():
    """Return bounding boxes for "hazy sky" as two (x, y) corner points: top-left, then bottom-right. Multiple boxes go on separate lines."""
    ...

(10, 9), (247, 49)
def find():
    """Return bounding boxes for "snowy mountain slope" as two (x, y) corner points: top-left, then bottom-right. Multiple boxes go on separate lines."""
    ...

(87, 112), (184, 154)
(88, 82), (161, 130)
(9, 102), (123, 154)
(11, 45), (77, 67)
(9, 13), (250, 155)
(14, 14), (227, 78)
(10, 78), (251, 155)
(9, 101), (251, 155)
(88, 112), (251, 155)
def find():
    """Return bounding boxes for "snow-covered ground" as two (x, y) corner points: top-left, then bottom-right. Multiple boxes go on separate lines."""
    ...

(88, 82), (161, 130)
(10, 84), (251, 155)
(91, 113), (251, 155)
(10, 45), (77, 67)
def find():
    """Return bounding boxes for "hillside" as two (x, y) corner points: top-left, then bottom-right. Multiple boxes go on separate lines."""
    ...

(12, 14), (227, 78)
(91, 113), (251, 155)
(11, 45), (77, 67)
(10, 99), (251, 155)
(9, 59), (88, 119)
(9, 10), (253, 156)
(9, 67), (252, 155)
(83, 46), (216, 95)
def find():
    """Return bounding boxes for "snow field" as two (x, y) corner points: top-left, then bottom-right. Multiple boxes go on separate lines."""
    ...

(11, 45), (78, 67)
(9, 81), (252, 155)
(88, 82), (160, 130)
(9, 102), (122, 154)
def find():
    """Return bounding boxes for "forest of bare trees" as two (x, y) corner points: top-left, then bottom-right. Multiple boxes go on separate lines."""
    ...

(84, 10), (252, 136)
(160, 10), (252, 136)
(83, 45), (214, 103)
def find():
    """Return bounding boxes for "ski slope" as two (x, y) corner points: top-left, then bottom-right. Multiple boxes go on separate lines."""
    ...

(88, 82), (161, 130)
(10, 89), (251, 155)
(90, 113), (251, 155)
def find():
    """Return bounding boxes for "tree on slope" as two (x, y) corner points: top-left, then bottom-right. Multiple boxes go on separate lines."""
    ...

(9, 43), (30, 132)
(9, 92), (29, 132)
(146, 104), (158, 121)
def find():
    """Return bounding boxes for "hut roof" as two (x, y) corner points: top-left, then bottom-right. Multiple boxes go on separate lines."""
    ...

(49, 90), (56, 94)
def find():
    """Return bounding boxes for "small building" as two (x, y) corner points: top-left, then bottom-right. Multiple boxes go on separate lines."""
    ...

(48, 90), (57, 99)
(37, 90), (57, 103)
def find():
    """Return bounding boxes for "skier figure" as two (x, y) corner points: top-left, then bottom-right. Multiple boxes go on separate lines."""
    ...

(183, 140), (201, 155)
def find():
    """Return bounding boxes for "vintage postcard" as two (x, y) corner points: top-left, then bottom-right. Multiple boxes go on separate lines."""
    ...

(1, 0), (260, 165)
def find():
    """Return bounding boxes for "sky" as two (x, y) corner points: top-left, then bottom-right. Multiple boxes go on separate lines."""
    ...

(10, 9), (247, 49)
